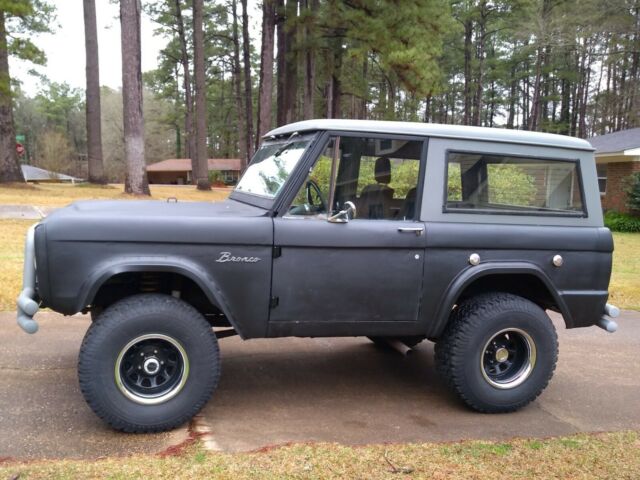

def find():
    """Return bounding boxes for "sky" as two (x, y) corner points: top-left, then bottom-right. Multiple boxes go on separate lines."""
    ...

(10, 0), (261, 97)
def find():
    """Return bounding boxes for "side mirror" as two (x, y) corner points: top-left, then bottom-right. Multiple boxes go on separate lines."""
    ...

(328, 201), (356, 223)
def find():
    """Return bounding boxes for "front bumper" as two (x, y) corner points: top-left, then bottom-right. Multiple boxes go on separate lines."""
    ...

(17, 224), (40, 334)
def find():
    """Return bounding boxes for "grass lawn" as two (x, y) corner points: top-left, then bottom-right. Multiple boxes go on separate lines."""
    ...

(0, 431), (638, 479)
(0, 183), (229, 207)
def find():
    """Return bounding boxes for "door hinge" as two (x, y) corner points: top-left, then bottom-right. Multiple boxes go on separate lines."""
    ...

(269, 296), (279, 308)
(273, 246), (282, 258)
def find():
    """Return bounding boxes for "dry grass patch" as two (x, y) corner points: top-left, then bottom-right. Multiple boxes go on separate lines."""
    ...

(0, 183), (229, 207)
(0, 431), (638, 479)
(609, 233), (640, 310)
(0, 219), (33, 311)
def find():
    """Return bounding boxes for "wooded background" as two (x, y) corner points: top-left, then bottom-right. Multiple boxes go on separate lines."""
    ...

(1, 0), (639, 190)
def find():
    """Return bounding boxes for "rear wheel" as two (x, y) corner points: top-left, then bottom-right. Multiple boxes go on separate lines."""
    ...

(78, 293), (220, 432)
(434, 292), (557, 413)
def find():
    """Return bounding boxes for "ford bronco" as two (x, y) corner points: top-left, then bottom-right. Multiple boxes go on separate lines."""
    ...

(17, 119), (619, 432)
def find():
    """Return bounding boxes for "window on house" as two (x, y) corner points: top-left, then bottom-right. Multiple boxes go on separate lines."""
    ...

(596, 164), (607, 195)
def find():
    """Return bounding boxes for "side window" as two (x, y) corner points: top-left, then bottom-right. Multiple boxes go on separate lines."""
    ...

(445, 152), (585, 215)
(335, 136), (423, 220)
(287, 139), (334, 218)
(287, 136), (423, 220)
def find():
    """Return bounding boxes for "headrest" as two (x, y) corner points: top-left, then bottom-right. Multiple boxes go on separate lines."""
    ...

(375, 157), (391, 184)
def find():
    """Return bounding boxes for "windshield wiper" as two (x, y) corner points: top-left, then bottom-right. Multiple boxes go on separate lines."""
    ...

(274, 132), (300, 157)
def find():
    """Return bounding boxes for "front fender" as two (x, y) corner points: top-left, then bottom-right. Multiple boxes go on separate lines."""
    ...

(77, 257), (239, 335)
(430, 261), (572, 337)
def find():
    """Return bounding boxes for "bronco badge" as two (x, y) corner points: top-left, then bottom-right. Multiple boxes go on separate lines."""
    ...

(215, 252), (261, 263)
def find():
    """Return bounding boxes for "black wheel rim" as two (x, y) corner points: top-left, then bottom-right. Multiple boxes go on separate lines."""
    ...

(115, 334), (189, 404)
(480, 328), (536, 389)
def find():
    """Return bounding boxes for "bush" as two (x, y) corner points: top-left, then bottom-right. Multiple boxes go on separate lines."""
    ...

(625, 172), (640, 213)
(604, 211), (640, 233)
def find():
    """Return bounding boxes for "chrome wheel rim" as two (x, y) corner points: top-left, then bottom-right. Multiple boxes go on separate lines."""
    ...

(115, 334), (189, 405)
(480, 328), (536, 389)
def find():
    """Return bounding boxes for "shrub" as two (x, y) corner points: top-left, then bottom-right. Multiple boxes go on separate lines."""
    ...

(625, 172), (640, 213)
(604, 211), (640, 233)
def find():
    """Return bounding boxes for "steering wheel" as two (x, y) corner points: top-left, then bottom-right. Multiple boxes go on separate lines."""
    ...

(306, 179), (327, 213)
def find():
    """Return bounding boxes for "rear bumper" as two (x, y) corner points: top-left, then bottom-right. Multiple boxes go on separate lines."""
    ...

(17, 224), (40, 334)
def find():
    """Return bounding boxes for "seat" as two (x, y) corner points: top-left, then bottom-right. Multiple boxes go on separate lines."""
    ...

(401, 187), (417, 220)
(359, 157), (395, 219)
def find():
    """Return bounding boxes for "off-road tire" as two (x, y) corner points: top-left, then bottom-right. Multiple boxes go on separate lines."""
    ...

(78, 293), (220, 432)
(434, 292), (558, 413)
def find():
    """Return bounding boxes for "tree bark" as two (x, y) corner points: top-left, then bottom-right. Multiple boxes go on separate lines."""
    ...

(231, 0), (247, 163)
(241, 0), (255, 161)
(83, 0), (105, 184)
(256, 0), (276, 149)
(120, 0), (149, 195)
(302, 0), (317, 120)
(174, 0), (195, 161)
(283, 0), (298, 123)
(0, 11), (25, 183)
(462, 18), (473, 125)
(192, 0), (210, 190)
(276, 0), (286, 126)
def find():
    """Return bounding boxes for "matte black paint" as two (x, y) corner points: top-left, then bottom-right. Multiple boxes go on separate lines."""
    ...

(34, 127), (614, 340)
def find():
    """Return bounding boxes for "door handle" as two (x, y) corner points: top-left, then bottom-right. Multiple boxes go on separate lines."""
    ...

(397, 227), (424, 236)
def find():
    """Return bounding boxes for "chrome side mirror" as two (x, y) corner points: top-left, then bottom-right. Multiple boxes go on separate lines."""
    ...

(328, 201), (356, 223)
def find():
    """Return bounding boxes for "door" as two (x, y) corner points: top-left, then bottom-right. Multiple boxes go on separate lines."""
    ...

(269, 134), (427, 336)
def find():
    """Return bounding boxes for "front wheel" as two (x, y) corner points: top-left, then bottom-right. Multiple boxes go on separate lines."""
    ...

(78, 294), (220, 432)
(434, 293), (558, 413)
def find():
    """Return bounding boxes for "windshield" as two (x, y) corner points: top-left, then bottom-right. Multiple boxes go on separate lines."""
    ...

(234, 138), (312, 199)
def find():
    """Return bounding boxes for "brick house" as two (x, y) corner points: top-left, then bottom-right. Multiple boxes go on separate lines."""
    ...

(146, 158), (242, 185)
(589, 128), (640, 213)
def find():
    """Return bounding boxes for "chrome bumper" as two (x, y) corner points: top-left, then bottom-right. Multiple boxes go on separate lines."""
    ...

(16, 224), (39, 334)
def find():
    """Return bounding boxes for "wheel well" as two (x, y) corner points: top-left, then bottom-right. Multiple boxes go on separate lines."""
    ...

(455, 273), (563, 322)
(90, 271), (230, 327)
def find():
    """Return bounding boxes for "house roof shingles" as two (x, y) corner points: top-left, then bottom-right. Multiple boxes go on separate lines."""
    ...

(589, 128), (640, 155)
(146, 158), (242, 172)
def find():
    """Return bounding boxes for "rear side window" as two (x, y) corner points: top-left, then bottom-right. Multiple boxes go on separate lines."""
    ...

(445, 152), (585, 216)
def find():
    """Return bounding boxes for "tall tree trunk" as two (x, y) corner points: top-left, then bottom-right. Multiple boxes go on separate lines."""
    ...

(231, 0), (247, 163)
(276, 0), (286, 126)
(463, 19), (473, 125)
(192, 0), (210, 189)
(283, 0), (298, 123)
(0, 11), (24, 183)
(302, 0), (317, 120)
(174, 0), (195, 161)
(530, 46), (544, 131)
(83, 0), (105, 184)
(120, 0), (149, 195)
(257, 0), (276, 149)
(241, 0), (255, 161)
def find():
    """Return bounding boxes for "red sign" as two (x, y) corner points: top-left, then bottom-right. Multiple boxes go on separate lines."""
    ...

(16, 143), (25, 157)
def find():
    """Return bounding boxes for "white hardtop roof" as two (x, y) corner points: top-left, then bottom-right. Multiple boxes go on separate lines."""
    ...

(266, 119), (594, 151)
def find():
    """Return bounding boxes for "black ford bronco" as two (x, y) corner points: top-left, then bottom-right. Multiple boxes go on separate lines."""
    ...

(17, 119), (619, 432)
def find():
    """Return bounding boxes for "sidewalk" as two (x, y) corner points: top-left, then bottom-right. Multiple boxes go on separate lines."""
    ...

(0, 205), (57, 220)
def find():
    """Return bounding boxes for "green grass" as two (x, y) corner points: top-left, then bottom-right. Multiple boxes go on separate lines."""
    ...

(609, 232), (640, 310)
(0, 432), (638, 479)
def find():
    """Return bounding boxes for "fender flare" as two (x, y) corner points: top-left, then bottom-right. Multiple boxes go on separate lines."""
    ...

(430, 261), (572, 337)
(77, 258), (242, 337)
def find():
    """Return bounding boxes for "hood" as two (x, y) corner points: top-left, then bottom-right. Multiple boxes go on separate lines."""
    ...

(41, 198), (272, 245)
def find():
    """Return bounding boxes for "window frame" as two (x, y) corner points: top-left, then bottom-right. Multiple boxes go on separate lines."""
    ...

(277, 130), (428, 221)
(442, 149), (588, 218)
(596, 163), (607, 196)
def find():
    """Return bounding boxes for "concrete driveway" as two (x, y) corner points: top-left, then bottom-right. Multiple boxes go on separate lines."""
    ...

(1, 310), (638, 460)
